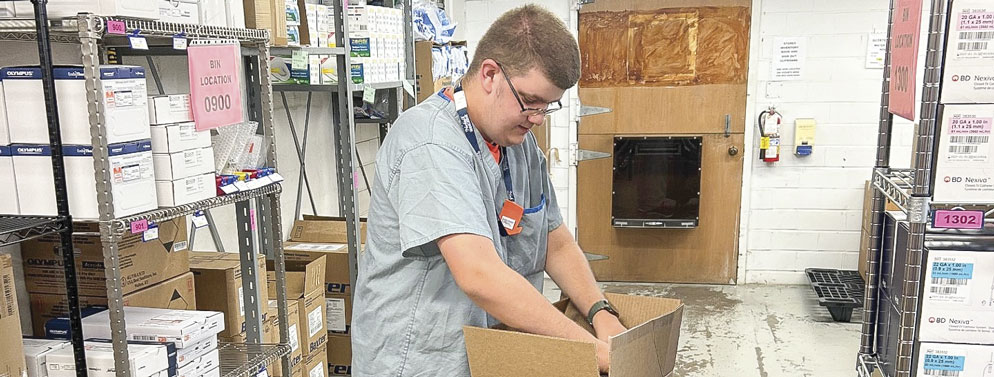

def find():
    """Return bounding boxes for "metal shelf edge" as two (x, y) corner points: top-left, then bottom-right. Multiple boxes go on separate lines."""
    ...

(110, 183), (282, 235)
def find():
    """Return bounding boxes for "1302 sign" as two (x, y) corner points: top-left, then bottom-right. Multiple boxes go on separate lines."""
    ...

(933, 210), (984, 229)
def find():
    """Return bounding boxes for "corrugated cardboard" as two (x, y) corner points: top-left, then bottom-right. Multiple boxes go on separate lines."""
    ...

(190, 252), (269, 338)
(21, 219), (189, 297)
(415, 40), (433, 103)
(0, 254), (27, 377)
(244, 0), (288, 46)
(283, 242), (350, 296)
(267, 254), (326, 300)
(300, 344), (327, 377)
(326, 334), (351, 377)
(290, 217), (367, 244)
(299, 292), (327, 358)
(859, 181), (900, 280)
(28, 294), (106, 337)
(269, 299), (302, 376)
(464, 293), (683, 377)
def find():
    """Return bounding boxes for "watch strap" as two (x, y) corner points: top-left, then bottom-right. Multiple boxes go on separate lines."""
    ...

(586, 299), (618, 326)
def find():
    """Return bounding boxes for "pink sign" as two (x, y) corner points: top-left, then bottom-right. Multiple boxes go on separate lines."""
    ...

(130, 219), (148, 234)
(888, 0), (924, 121)
(188, 44), (244, 131)
(106, 20), (126, 35)
(933, 210), (984, 229)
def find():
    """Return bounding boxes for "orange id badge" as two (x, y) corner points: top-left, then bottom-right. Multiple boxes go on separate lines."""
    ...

(499, 200), (524, 236)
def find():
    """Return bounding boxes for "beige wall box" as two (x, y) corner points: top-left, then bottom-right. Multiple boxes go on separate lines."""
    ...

(151, 122), (212, 154)
(22, 339), (71, 377)
(149, 94), (194, 125)
(153, 147), (216, 181)
(156, 172), (217, 207)
(82, 307), (224, 349)
(464, 293), (683, 377)
(0, 254), (27, 377)
(47, 342), (170, 377)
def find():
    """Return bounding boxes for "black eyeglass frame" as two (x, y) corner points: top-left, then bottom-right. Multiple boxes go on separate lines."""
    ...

(494, 61), (563, 116)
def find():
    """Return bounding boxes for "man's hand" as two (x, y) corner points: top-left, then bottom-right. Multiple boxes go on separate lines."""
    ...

(592, 310), (627, 344)
(595, 339), (611, 373)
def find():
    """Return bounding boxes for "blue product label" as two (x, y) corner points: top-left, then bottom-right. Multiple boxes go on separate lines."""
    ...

(1, 66), (41, 79)
(350, 63), (364, 84)
(107, 140), (152, 156)
(53, 67), (85, 80)
(350, 38), (371, 57)
(99, 65), (145, 79)
(923, 354), (966, 371)
(63, 145), (93, 157)
(0, 146), (11, 156)
(931, 262), (974, 280)
(11, 144), (52, 156)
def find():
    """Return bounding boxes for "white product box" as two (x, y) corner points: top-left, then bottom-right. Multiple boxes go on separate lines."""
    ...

(61, 142), (157, 219)
(198, 368), (220, 377)
(156, 173), (216, 207)
(82, 308), (225, 349)
(158, 0), (201, 25)
(153, 147), (215, 181)
(934, 105), (994, 203)
(941, 0), (994, 104)
(1, 66), (86, 144)
(920, 249), (994, 344)
(22, 339), (71, 377)
(151, 122), (211, 154)
(11, 144), (56, 215)
(63, 145), (98, 219)
(177, 349), (218, 377)
(99, 66), (153, 145)
(47, 342), (169, 377)
(201, 0), (244, 28)
(0, 81), (9, 145)
(0, 147), (18, 214)
(916, 343), (994, 377)
(149, 94), (194, 125)
(45, 0), (159, 20)
(175, 336), (217, 367)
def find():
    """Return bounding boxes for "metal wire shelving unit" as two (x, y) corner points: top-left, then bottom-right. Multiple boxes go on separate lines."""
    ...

(0, 4), (293, 377)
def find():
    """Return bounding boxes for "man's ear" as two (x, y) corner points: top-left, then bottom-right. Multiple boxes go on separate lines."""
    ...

(478, 59), (499, 95)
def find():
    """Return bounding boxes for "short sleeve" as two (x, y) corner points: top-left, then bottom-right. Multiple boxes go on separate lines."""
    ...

(543, 165), (564, 233)
(393, 143), (493, 254)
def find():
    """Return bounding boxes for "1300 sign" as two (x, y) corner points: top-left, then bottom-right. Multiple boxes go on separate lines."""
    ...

(203, 94), (232, 112)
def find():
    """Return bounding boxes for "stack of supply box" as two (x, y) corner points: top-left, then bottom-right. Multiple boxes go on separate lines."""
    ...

(0, 65), (156, 218)
(348, 3), (405, 84)
(1, 254), (28, 377)
(44, 340), (175, 377)
(283, 217), (367, 377)
(188, 252), (272, 344)
(80, 307), (225, 377)
(148, 94), (217, 207)
(20, 219), (192, 337)
(267, 250), (327, 377)
(22, 339), (70, 377)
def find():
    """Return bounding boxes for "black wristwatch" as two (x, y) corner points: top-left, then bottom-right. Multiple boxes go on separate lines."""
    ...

(586, 299), (619, 326)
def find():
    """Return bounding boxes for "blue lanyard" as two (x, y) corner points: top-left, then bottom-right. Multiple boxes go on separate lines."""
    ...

(450, 86), (515, 203)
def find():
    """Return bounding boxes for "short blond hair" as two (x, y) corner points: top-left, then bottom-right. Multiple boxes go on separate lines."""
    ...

(466, 5), (580, 90)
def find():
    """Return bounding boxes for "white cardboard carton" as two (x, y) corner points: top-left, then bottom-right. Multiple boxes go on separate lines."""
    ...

(81, 307), (225, 349)
(934, 105), (994, 203)
(153, 147), (216, 181)
(916, 343), (994, 377)
(1, 67), (87, 144)
(63, 145), (98, 219)
(201, 0), (244, 28)
(941, 0), (994, 104)
(46, 342), (169, 377)
(176, 349), (219, 377)
(99, 66), (153, 145)
(22, 339), (70, 377)
(0, 81), (10, 145)
(175, 336), (217, 367)
(920, 249), (994, 344)
(44, 0), (159, 20)
(148, 94), (194, 125)
(54, 67), (89, 145)
(0, 147), (18, 214)
(156, 173), (216, 207)
(199, 368), (220, 377)
(11, 144), (57, 215)
(151, 122), (211, 154)
(157, 0), (200, 24)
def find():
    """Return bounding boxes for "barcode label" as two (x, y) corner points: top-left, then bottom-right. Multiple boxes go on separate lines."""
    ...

(949, 136), (989, 144)
(957, 42), (988, 51)
(959, 31), (994, 40)
(949, 145), (979, 154)
(2, 274), (13, 317)
(133, 335), (158, 341)
(930, 286), (959, 295)
(932, 277), (969, 285)
(925, 370), (960, 377)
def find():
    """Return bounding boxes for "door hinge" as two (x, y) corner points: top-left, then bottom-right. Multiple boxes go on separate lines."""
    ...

(569, 143), (611, 166)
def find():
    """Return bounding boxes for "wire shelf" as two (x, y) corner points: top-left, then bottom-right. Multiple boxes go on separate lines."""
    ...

(0, 14), (269, 43)
(271, 46), (345, 56)
(110, 183), (281, 236)
(0, 215), (65, 246)
(218, 342), (290, 377)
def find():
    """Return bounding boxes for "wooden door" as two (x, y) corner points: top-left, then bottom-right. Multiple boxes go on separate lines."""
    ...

(576, 0), (751, 284)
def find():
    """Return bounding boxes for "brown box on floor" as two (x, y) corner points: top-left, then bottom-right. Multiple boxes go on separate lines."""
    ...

(464, 293), (683, 377)
(244, 0), (288, 46)
(190, 252), (269, 338)
(0, 254), (27, 377)
(858, 181), (900, 280)
(326, 334), (351, 376)
(28, 271), (197, 336)
(20, 219), (189, 297)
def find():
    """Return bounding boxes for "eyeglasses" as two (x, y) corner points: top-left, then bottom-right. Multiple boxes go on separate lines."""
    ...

(494, 61), (563, 116)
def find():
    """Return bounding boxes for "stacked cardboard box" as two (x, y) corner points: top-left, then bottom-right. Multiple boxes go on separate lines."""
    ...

(267, 252), (326, 377)
(348, 4), (405, 84)
(283, 217), (366, 376)
(20, 219), (192, 337)
(1, 253), (28, 377)
(245, 0), (288, 46)
(858, 181), (900, 280)
(188, 252), (269, 342)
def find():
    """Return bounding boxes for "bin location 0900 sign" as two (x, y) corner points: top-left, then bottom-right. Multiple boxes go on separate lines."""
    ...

(188, 43), (244, 131)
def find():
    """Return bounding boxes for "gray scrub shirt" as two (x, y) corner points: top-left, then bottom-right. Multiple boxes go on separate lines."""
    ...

(351, 93), (564, 377)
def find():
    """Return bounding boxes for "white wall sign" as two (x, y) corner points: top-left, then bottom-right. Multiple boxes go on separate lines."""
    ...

(771, 37), (806, 81)
(866, 33), (887, 69)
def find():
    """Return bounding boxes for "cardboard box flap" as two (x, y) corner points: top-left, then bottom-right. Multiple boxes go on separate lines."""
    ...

(291, 217), (367, 243)
(267, 255), (326, 298)
(463, 326), (598, 377)
(609, 305), (683, 377)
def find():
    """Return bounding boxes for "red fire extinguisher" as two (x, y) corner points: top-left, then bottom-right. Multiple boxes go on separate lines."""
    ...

(758, 107), (781, 163)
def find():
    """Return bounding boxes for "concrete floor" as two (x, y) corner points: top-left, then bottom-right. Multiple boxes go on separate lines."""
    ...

(543, 281), (862, 377)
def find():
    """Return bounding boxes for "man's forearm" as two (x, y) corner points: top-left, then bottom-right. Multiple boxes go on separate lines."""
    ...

(545, 225), (605, 318)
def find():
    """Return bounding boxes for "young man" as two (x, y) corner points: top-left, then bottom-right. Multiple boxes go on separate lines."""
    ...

(352, 5), (625, 376)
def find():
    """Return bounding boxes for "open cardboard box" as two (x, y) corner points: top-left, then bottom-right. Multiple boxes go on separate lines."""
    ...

(464, 293), (683, 377)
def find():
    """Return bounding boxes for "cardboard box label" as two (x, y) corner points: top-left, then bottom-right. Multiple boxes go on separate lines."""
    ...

(921, 353), (966, 373)
(288, 324), (300, 353)
(325, 298), (346, 333)
(934, 105), (994, 203)
(307, 306), (323, 337)
(308, 364), (322, 377)
(928, 258), (974, 303)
